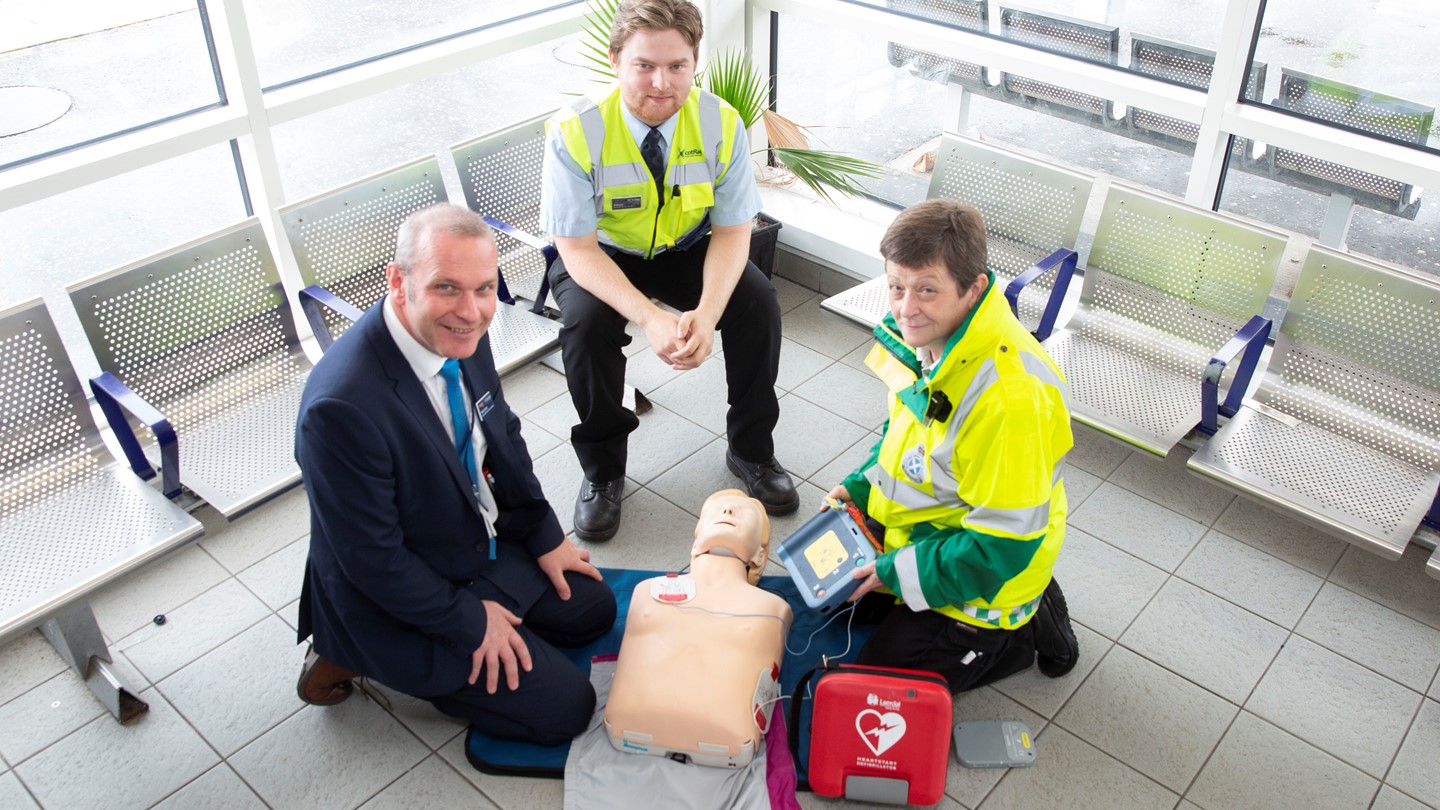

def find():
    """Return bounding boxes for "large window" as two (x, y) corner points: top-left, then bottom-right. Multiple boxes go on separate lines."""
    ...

(0, 1), (222, 167)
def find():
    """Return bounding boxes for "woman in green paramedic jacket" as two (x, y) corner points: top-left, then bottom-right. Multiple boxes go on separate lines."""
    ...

(826, 199), (1081, 693)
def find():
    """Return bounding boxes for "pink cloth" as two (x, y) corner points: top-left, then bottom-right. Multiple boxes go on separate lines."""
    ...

(765, 707), (802, 810)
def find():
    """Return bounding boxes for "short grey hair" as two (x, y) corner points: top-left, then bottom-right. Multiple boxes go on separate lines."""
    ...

(392, 204), (493, 275)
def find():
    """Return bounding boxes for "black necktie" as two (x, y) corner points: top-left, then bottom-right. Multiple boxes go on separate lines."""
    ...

(641, 126), (666, 206)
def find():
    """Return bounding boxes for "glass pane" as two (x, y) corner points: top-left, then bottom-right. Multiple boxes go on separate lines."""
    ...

(272, 35), (584, 202)
(1250, 0), (1437, 154)
(0, 145), (248, 381)
(0, 1), (221, 168)
(243, 0), (574, 88)
(776, 12), (1194, 208)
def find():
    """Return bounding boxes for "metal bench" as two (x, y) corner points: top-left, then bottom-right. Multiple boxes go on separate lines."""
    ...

(884, 0), (993, 92)
(450, 111), (556, 310)
(1041, 184), (1285, 455)
(1188, 245), (1440, 575)
(821, 132), (1093, 337)
(1267, 69), (1433, 241)
(997, 6), (1123, 127)
(1128, 34), (1267, 154)
(67, 219), (311, 520)
(278, 155), (561, 375)
(0, 298), (204, 722)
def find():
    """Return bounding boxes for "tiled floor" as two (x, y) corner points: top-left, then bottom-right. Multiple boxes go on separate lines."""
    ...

(2, 276), (1438, 810)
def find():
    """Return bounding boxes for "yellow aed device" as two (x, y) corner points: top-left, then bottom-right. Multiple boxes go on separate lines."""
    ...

(775, 502), (878, 614)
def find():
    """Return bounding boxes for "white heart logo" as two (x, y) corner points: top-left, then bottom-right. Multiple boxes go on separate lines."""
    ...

(854, 709), (907, 756)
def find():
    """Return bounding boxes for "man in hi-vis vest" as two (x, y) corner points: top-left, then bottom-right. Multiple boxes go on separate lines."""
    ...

(540, 0), (797, 543)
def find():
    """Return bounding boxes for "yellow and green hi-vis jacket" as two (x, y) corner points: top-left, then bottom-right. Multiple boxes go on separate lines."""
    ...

(553, 85), (740, 258)
(842, 272), (1074, 630)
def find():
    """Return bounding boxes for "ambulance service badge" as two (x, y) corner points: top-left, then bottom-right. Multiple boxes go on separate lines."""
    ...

(901, 444), (927, 484)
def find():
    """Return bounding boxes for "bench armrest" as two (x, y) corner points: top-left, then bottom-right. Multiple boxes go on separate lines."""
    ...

(1199, 314), (1271, 436)
(1005, 248), (1078, 341)
(90, 372), (181, 499)
(298, 284), (365, 353)
(481, 215), (557, 315)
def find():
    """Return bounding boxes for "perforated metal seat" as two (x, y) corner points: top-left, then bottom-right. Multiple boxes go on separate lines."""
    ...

(278, 154), (560, 375)
(822, 133), (1093, 335)
(67, 219), (310, 519)
(998, 7), (1121, 126)
(1270, 69), (1433, 218)
(1041, 184), (1286, 455)
(884, 0), (991, 91)
(1129, 35), (1266, 153)
(1, 298), (202, 719)
(1188, 246), (1440, 564)
(450, 111), (554, 309)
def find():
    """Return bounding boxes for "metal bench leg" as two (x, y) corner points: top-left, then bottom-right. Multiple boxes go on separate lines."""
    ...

(1318, 193), (1355, 248)
(945, 82), (972, 133)
(40, 603), (149, 724)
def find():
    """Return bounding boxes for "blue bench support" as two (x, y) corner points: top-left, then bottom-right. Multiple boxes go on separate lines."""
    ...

(90, 372), (181, 500)
(1197, 314), (1271, 436)
(298, 284), (365, 354)
(1007, 248), (1078, 342)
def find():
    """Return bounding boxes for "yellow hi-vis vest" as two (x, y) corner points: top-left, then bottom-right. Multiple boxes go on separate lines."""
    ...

(857, 274), (1073, 629)
(553, 85), (740, 258)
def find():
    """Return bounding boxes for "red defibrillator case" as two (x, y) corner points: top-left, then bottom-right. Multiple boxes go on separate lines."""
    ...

(789, 663), (953, 806)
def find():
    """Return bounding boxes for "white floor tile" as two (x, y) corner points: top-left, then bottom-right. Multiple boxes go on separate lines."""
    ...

(791, 362), (890, 432)
(236, 537), (311, 610)
(1176, 531), (1324, 629)
(781, 302), (872, 360)
(89, 545), (230, 640)
(1107, 449), (1233, 525)
(1187, 711), (1378, 810)
(0, 670), (106, 765)
(1370, 785), (1431, 810)
(1296, 583), (1440, 693)
(1051, 529), (1167, 641)
(499, 363), (569, 415)
(153, 763), (266, 809)
(361, 752), (499, 808)
(772, 276), (817, 316)
(584, 487), (702, 573)
(157, 615), (304, 756)
(1120, 578), (1288, 704)
(1062, 467), (1102, 510)
(516, 417), (561, 458)
(0, 631), (66, 707)
(807, 432), (880, 492)
(364, 683), (467, 751)
(644, 437), (732, 516)
(946, 687), (1048, 810)
(644, 359), (731, 437)
(0, 772), (39, 809)
(438, 733), (566, 809)
(623, 343), (685, 394)
(976, 725), (1178, 810)
(1211, 497), (1347, 577)
(197, 486), (311, 574)
(772, 394), (871, 480)
(1330, 544), (1440, 631)
(838, 341), (872, 373)
(1065, 424), (1131, 479)
(775, 336), (833, 392)
(523, 391), (585, 443)
(15, 688), (218, 810)
(118, 578), (270, 682)
(1246, 635), (1420, 778)
(622, 404), (717, 484)
(992, 622), (1111, 719)
(1054, 645), (1237, 792)
(230, 694), (428, 809)
(1386, 698), (1440, 808)
(1068, 483), (1207, 572)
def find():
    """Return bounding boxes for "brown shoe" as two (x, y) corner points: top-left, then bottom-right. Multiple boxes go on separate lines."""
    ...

(297, 646), (357, 706)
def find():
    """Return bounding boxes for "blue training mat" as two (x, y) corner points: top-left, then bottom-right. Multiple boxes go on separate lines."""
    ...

(464, 567), (873, 776)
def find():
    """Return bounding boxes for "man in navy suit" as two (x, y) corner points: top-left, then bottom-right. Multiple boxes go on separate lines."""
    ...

(294, 204), (616, 745)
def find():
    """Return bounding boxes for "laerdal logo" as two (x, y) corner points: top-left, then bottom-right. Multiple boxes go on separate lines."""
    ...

(866, 692), (901, 710)
(679, 148), (703, 158)
(855, 709), (907, 756)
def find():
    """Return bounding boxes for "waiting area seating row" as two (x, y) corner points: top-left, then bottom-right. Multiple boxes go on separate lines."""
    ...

(0, 115), (564, 722)
(823, 130), (1440, 579)
(886, 0), (1434, 223)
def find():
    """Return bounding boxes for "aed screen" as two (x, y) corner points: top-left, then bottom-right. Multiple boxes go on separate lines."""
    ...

(804, 530), (848, 579)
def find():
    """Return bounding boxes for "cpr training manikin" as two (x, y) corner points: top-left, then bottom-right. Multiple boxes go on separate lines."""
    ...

(605, 489), (794, 768)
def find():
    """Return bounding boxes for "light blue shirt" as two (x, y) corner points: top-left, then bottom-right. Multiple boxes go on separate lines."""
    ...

(540, 91), (763, 241)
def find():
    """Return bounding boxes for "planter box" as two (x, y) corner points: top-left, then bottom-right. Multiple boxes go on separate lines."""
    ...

(749, 212), (783, 279)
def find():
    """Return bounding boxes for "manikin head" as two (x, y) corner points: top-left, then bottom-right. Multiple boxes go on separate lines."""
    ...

(690, 489), (770, 586)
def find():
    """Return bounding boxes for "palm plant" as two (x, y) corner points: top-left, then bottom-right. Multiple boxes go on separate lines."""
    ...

(577, 0), (887, 203)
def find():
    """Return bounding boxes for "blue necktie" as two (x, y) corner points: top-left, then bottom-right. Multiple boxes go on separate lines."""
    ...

(438, 359), (477, 486)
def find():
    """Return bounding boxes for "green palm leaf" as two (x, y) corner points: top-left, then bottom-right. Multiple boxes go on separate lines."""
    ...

(704, 49), (770, 130)
(771, 147), (888, 203)
(581, 0), (620, 83)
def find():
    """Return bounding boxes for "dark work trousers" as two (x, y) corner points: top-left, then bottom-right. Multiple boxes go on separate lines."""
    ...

(547, 235), (784, 482)
(427, 572), (616, 745)
(852, 592), (1037, 694)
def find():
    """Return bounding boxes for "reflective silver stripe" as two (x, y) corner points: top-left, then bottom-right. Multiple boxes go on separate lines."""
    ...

(1020, 351), (1070, 410)
(598, 162), (649, 187)
(571, 99), (607, 218)
(872, 468), (965, 511)
(892, 545), (931, 611)
(929, 358), (999, 497)
(698, 92), (724, 179)
(965, 501), (1051, 537)
(669, 162), (713, 186)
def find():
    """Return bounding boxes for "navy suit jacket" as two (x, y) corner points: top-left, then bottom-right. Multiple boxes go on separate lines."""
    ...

(295, 302), (562, 697)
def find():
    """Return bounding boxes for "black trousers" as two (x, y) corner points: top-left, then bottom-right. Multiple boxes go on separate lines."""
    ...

(853, 592), (1037, 694)
(547, 236), (783, 482)
(427, 572), (616, 745)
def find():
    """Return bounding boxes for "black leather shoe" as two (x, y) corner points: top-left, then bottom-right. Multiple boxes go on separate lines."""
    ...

(297, 646), (357, 706)
(574, 477), (624, 542)
(1033, 577), (1080, 678)
(725, 451), (799, 516)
